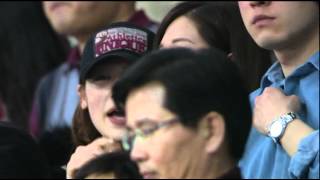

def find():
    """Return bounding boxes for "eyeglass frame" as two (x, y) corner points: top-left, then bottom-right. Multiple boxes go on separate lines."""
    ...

(122, 117), (180, 151)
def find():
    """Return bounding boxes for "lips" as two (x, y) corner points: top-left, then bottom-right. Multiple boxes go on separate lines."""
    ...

(252, 15), (275, 25)
(107, 108), (126, 126)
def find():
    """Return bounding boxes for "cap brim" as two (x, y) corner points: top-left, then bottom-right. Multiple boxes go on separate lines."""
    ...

(80, 50), (140, 81)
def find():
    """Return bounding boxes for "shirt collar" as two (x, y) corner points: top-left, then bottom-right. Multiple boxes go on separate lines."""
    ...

(308, 51), (319, 70)
(66, 47), (81, 68)
(260, 51), (319, 88)
(128, 10), (153, 27)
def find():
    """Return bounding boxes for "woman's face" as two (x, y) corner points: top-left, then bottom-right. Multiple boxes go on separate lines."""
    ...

(160, 16), (209, 49)
(79, 59), (129, 140)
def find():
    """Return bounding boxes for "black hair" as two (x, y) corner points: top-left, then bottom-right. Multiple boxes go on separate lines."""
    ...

(74, 151), (142, 179)
(154, 2), (272, 92)
(112, 48), (252, 160)
(153, 1), (207, 48)
(0, 2), (67, 129)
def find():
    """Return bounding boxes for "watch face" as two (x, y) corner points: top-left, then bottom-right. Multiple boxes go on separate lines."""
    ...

(270, 120), (283, 137)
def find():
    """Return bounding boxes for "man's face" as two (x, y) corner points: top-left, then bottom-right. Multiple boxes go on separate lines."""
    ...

(125, 82), (208, 179)
(238, 1), (319, 50)
(43, 1), (121, 36)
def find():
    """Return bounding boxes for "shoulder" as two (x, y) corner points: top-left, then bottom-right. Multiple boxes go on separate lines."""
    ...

(35, 62), (72, 94)
(0, 122), (38, 151)
(0, 122), (27, 139)
(0, 122), (50, 178)
(39, 63), (71, 84)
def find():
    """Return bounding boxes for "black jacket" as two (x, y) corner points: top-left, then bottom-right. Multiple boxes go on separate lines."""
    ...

(0, 122), (50, 178)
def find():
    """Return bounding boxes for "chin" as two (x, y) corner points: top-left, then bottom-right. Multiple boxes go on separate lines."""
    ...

(108, 130), (126, 140)
(52, 25), (72, 35)
(254, 38), (279, 50)
(255, 32), (290, 50)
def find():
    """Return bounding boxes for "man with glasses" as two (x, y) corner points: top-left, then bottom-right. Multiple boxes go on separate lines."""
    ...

(112, 48), (252, 179)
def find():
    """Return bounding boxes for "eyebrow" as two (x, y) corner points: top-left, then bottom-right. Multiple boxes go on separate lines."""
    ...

(172, 38), (195, 44)
(126, 118), (156, 130)
(136, 118), (157, 127)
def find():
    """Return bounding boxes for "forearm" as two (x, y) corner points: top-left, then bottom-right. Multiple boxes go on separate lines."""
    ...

(288, 130), (319, 178)
(280, 119), (314, 156)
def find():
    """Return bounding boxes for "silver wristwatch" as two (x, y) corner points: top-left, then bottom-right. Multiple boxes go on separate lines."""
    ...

(267, 112), (297, 143)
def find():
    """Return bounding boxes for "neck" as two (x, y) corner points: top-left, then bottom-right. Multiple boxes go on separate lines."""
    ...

(76, 35), (89, 54)
(201, 151), (236, 178)
(274, 26), (319, 77)
(113, 3), (136, 23)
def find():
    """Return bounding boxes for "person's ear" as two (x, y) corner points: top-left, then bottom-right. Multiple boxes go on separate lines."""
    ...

(199, 111), (225, 154)
(77, 84), (88, 109)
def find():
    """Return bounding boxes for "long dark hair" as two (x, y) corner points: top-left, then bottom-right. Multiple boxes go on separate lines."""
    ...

(0, 2), (67, 129)
(72, 104), (101, 146)
(71, 68), (102, 146)
(154, 2), (272, 91)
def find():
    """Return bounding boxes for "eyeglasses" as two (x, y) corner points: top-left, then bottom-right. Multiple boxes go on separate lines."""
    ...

(122, 118), (179, 151)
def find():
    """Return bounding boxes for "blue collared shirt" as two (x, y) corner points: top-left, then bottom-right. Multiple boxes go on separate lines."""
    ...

(239, 52), (319, 179)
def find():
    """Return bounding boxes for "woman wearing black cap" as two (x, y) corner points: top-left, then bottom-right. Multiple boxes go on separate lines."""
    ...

(66, 22), (154, 179)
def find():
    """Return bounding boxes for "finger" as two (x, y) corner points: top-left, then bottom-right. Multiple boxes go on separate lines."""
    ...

(74, 145), (85, 154)
(254, 96), (260, 106)
(91, 137), (112, 146)
(92, 147), (105, 156)
(94, 137), (121, 151)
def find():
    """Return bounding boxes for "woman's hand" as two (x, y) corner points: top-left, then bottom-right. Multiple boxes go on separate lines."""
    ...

(66, 137), (122, 179)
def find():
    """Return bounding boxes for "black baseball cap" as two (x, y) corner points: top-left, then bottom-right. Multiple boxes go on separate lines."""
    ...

(80, 22), (155, 82)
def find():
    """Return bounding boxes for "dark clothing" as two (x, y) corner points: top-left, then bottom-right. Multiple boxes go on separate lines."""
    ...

(0, 100), (4, 121)
(219, 166), (242, 179)
(0, 122), (49, 178)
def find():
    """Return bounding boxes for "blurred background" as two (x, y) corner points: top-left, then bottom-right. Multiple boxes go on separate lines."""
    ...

(137, 1), (182, 22)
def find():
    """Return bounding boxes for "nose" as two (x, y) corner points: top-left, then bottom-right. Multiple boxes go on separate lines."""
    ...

(250, 1), (271, 8)
(130, 139), (148, 163)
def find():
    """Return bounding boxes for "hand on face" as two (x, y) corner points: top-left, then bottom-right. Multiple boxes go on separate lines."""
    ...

(253, 87), (301, 134)
(66, 137), (122, 179)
